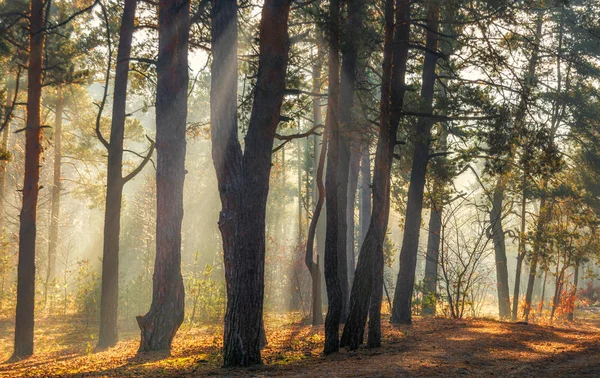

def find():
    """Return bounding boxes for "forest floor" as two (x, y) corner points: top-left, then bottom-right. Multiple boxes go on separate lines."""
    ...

(1, 312), (599, 377)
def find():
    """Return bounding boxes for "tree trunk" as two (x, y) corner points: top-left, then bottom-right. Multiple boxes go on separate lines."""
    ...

(390, 0), (440, 325)
(307, 37), (324, 326)
(97, 0), (137, 349)
(44, 86), (63, 308)
(358, 146), (371, 249)
(346, 146), (361, 287)
(323, 0), (343, 355)
(490, 177), (511, 320)
(524, 192), (547, 321)
(512, 173), (528, 321)
(211, 0), (291, 367)
(567, 261), (579, 322)
(340, 0), (410, 350)
(137, 0), (188, 352)
(13, 0), (45, 360)
(306, 131), (327, 326)
(422, 198), (442, 316)
(0, 73), (15, 232)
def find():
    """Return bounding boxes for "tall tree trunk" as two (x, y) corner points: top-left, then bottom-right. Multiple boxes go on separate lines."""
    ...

(422, 127), (448, 316)
(340, 0), (410, 350)
(44, 86), (63, 308)
(0, 73), (15, 232)
(211, 0), (291, 367)
(346, 146), (361, 287)
(490, 177), (511, 320)
(358, 146), (371, 248)
(524, 192), (547, 321)
(137, 0), (188, 352)
(307, 38), (324, 326)
(323, 0), (343, 355)
(390, 0), (440, 325)
(98, 0), (137, 349)
(306, 131), (327, 326)
(512, 172), (528, 321)
(13, 0), (45, 360)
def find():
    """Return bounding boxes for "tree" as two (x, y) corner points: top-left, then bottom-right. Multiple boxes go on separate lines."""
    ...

(391, 0), (441, 325)
(210, 0), (292, 366)
(98, 0), (154, 349)
(13, 0), (45, 360)
(137, 0), (188, 352)
(340, 0), (410, 350)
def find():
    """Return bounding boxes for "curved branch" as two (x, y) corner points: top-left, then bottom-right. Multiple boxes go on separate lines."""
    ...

(122, 135), (156, 184)
(94, 0), (111, 150)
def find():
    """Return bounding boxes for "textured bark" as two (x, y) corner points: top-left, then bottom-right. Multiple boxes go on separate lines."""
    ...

(391, 0), (440, 325)
(137, 0), (188, 352)
(323, 0), (342, 355)
(44, 87), (63, 307)
(211, 0), (291, 367)
(98, 0), (137, 349)
(490, 177), (511, 320)
(13, 0), (45, 360)
(340, 0), (410, 350)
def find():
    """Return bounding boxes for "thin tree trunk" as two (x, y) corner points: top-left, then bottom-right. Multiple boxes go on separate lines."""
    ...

(307, 37), (324, 326)
(340, 0), (410, 350)
(567, 261), (579, 321)
(44, 86), (63, 308)
(13, 0), (45, 360)
(346, 146), (361, 287)
(0, 73), (15, 232)
(512, 173), (528, 321)
(490, 177), (511, 320)
(391, 0), (440, 325)
(358, 146), (371, 248)
(98, 0), (137, 349)
(306, 131), (327, 326)
(422, 197), (442, 316)
(524, 193), (547, 321)
(137, 0), (188, 352)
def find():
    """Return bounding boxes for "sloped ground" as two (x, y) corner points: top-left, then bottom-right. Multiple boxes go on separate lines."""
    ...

(1, 313), (599, 377)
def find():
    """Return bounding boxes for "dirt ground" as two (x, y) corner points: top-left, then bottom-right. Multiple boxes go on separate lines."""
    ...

(1, 313), (599, 377)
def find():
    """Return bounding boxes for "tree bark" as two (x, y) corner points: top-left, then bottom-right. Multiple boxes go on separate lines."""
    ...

(524, 193), (547, 321)
(98, 0), (137, 349)
(358, 146), (371, 249)
(44, 86), (63, 308)
(340, 0), (410, 350)
(137, 0), (188, 352)
(346, 145), (361, 287)
(13, 0), (45, 360)
(490, 177), (511, 320)
(323, 0), (342, 355)
(512, 172), (528, 321)
(306, 131), (327, 326)
(211, 0), (291, 367)
(390, 0), (440, 325)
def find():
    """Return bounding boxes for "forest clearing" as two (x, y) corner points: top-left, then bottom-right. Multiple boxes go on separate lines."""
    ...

(1, 313), (600, 377)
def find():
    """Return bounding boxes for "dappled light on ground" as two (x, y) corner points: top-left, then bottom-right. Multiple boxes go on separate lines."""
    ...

(1, 314), (599, 377)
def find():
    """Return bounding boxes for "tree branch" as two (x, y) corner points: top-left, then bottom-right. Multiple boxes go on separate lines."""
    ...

(122, 136), (156, 184)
